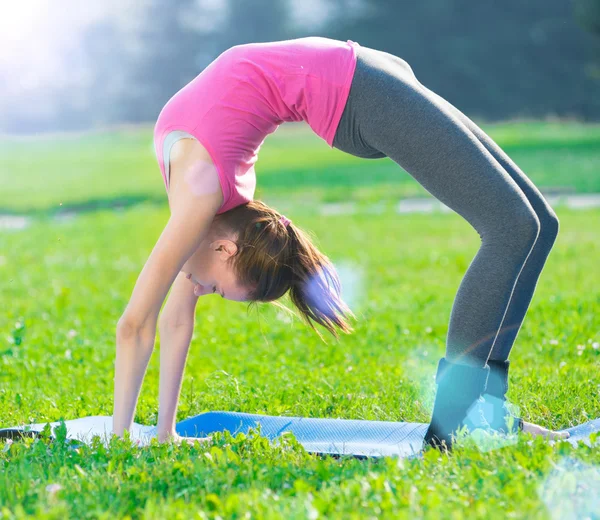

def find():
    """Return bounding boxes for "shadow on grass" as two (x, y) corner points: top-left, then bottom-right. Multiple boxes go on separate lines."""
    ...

(0, 194), (167, 219)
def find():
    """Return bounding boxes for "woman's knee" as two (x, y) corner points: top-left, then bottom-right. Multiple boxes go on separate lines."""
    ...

(513, 207), (541, 247)
(485, 201), (540, 250)
(537, 206), (560, 245)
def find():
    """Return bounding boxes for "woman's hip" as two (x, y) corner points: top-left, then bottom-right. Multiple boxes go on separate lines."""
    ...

(332, 45), (422, 158)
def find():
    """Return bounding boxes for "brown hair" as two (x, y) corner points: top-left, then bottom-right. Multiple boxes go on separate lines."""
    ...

(212, 200), (356, 341)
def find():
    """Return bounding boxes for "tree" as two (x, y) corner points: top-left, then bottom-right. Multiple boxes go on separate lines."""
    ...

(574, 0), (600, 35)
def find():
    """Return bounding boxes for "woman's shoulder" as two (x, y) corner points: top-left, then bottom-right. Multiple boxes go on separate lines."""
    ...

(168, 136), (221, 208)
(170, 137), (214, 169)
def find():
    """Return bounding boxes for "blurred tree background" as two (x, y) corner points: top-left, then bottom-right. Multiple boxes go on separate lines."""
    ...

(1, 0), (599, 134)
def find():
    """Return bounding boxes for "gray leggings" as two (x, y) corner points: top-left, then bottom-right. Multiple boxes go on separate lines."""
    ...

(332, 45), (559, 367)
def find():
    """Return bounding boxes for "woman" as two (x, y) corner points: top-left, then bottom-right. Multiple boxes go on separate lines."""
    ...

(113, 36), (568, 451)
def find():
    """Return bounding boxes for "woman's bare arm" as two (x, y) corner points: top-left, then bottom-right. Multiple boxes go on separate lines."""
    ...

(156, 271), (199, 440)
(113, 159), (223, 437)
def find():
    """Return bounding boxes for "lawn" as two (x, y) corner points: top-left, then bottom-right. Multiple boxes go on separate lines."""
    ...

(1, 120), (600, 216)
(0, 121), (599, 518)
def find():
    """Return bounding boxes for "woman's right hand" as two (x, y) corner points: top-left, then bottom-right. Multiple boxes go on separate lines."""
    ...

(157, 430), (211, 446)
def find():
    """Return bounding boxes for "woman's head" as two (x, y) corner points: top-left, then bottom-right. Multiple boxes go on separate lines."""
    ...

(183, 200), (356, 340)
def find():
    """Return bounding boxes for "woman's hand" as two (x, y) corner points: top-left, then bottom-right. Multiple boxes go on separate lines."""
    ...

(173, 434), (212, 447)
(522, 420), (570, 440)
(157, 430), (212, 446)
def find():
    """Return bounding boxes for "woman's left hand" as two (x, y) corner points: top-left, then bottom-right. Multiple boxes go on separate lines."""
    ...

(522, 421), (570, 440)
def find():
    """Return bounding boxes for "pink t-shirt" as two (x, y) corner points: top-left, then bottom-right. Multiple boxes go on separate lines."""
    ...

(153, 36), (360, 214)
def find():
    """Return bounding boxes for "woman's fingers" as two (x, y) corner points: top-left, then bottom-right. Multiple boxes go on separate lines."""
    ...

(522, 421), (570, 440)
(158, 432), (212, 445)
(181, 436), (211, 446)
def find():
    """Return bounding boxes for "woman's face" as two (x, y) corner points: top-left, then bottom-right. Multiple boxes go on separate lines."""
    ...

(181, 236), (250, 302)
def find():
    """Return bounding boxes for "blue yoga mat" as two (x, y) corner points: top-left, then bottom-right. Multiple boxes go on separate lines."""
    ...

(177, 412), (427, 458)
(2, 412), (598, 458)
(176, 412), (600, 458)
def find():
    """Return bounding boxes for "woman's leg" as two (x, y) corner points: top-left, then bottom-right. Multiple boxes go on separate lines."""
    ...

(336, 45), (542, 368)
(405, 79), (560, 432)
(406, 81), (560, 363)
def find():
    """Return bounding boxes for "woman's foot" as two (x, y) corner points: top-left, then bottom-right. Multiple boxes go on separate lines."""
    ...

(483, 359), (569, 440)
(522, 421), (570, 440)
(483, 359), (524, 433)
(423, 357), (492, 452)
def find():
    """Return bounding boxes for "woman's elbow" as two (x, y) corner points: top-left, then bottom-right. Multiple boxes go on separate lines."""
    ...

(116, 317), (155, 341)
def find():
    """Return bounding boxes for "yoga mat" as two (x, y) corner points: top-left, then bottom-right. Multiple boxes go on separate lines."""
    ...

(1, 412), (598, 458)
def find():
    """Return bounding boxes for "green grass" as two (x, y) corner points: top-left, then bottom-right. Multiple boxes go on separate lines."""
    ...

(1, 120), (599, 215)
(1, 121), (599, 518)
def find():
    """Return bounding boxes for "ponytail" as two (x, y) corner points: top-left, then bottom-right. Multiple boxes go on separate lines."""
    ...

(213, 200), (356, 340)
